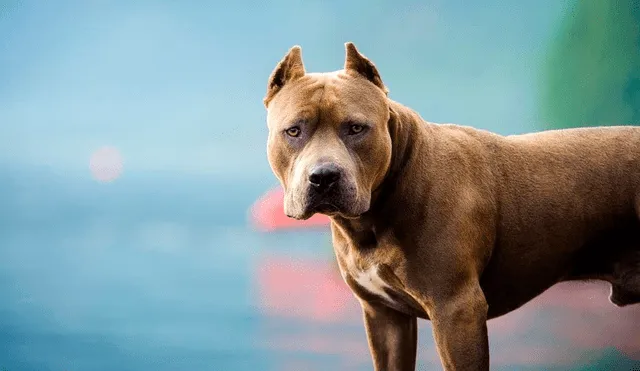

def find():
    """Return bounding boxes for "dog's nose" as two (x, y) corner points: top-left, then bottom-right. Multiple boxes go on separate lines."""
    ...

(308, 164), (341, 191)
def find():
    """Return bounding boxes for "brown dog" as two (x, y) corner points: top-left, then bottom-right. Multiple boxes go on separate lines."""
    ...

(262, 42), (640, 371)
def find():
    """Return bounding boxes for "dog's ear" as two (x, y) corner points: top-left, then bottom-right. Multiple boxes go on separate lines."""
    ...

(264, 45), (306, 108)
(344, 42), (388, 94)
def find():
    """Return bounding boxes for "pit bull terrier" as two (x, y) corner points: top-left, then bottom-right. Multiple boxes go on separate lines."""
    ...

(262, 42), (640, 371)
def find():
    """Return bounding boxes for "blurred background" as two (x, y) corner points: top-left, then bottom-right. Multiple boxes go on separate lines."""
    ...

(1, 0), (639, 370)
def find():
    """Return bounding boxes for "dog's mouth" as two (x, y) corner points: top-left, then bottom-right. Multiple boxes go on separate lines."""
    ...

(283, 182), (367, 220)
(287, 202), (362, 221)
(314, 203), (339, 214)
(309, 201), (368, 219)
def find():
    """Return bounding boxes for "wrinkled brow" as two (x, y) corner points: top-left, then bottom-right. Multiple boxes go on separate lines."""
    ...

(342, 113), (372, 125)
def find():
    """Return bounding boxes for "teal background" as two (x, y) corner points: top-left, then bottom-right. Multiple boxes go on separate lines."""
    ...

(1, 1), (639, 370)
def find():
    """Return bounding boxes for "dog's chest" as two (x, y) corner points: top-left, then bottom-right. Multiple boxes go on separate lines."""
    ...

(339, 254), (404, 307)
(341, 261), (428, 318)
(333, 227), (427, 315)
(350, 265), (395, 303)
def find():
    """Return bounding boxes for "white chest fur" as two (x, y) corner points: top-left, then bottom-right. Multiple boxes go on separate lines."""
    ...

(352, 265), (395, 303)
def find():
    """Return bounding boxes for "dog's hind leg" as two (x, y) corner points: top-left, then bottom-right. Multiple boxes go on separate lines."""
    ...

(609, 250), (640, 306)
(609, 196), (640, 307)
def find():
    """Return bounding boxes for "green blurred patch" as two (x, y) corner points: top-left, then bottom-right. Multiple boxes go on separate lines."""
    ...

(493, 348), (640, 371)
(541, 0), (640, 129)
(570, 348), (640, 371)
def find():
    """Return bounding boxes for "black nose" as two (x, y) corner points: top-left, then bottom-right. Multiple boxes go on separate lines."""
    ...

(308, 164), (341, 191)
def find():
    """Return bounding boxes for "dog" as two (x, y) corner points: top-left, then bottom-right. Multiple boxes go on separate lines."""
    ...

(262, 42), (640, 371)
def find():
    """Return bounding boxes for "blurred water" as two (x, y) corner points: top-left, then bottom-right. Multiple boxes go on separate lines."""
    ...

(1, 167), (639, 371)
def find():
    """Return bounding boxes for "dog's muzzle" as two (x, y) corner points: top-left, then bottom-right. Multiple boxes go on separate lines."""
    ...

(304, 163), (352, 215)
(308, 163), (342, 193)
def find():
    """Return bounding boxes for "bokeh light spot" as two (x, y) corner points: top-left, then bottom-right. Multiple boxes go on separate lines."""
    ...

(89, 146), (123, 182)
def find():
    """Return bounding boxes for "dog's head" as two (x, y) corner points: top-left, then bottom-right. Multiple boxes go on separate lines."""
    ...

(263, 43), (393, 220)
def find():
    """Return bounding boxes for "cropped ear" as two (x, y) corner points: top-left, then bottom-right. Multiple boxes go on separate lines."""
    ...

(344, 42), (388, 94)
(264, 45), (306, 108)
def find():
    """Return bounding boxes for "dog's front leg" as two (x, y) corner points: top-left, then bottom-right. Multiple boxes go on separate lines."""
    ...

(361, 301), (418, 371)
(429, 285), (489, 371)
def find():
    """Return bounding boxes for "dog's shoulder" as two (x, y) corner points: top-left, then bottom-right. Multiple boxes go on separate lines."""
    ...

(421, 122), (502, 171)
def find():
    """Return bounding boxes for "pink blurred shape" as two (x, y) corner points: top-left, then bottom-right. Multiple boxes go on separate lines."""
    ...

(255, 255), (358, 323)
(540, 283), (640, 360)
(250, 187), (330, 232)
(254, 254), (640, 365)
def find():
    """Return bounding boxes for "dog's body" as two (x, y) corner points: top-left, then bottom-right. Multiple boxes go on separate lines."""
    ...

(334, 115), (640, 315)
(263, 43), (640, 371)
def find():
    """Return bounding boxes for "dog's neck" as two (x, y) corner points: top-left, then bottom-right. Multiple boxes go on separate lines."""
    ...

(373, 101), (424, 207)
(331, 100), (430, 248)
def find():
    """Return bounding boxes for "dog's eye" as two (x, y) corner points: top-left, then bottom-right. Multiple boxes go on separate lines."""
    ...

(285, 127), (301, 137)
(349, 124), (365, 135)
